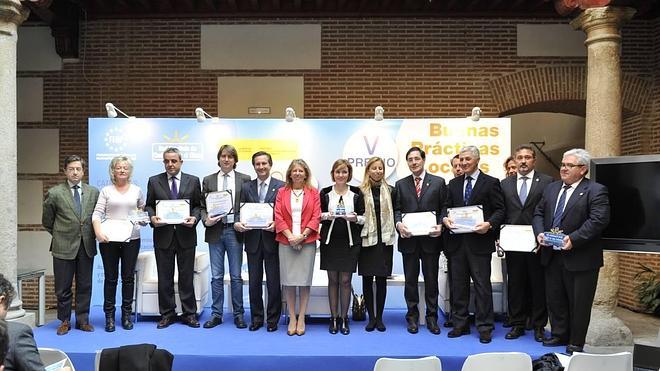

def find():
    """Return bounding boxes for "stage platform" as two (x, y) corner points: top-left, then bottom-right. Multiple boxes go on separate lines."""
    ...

(33, 307), (549, 371)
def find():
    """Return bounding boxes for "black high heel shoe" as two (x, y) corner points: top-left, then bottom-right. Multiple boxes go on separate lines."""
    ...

(365, 318), (377, 332)
(376, 318), (386, 332)
(105, 317), (115, 333)
(329, 317), (339, 334)
(340, 317), (350, 335)
(121, 313), (134, 330)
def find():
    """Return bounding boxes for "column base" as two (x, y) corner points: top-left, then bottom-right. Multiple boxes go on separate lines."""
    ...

(586, 307), (633, 347)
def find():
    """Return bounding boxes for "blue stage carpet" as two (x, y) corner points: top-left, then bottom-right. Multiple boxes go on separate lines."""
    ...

(34, 307), (549, 371)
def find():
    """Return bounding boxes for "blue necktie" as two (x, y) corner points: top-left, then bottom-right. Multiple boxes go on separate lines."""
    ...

(259, 181), (266, 203)
(463, 176), (473, 206)
(73, 185), (82, 216)
(552, 185), (571, 228)
(519, 176), (528, 205)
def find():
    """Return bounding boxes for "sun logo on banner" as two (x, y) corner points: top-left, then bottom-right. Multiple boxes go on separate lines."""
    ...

(163, 130), (189, 142)
(104, 126), (126, 153)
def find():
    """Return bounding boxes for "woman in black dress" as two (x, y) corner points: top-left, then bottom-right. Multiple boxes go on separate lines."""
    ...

(358, 157), (396, 332)
(319, 159), (364, 335)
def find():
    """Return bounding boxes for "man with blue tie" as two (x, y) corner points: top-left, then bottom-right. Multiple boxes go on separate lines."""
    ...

(442, 145), (505, 344)
(201, 145), (251, 329)
(234, 151), (285, 332)
(533, 148), (610, 355)
(42, 155), (99, 335)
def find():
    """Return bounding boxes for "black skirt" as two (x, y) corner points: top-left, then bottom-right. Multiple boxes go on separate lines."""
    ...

(358, 242), (393, 277)
(320, 220), (360, 272)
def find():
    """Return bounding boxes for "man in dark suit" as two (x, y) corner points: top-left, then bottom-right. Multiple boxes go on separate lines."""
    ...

(42, 155), (99, 335)
(500, 145), (553, 342)
(442, 145), (505, 344)
(533, 148), (610, 355)
(145, 147), (202, 329)
(234, 151), (285, 332)
(0, 274), (44, 371)
(201, 145), (251, 329)
(394, 146), (446, 335)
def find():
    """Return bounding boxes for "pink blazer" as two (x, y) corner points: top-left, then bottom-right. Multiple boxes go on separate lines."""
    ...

(274, 186), (321, 245)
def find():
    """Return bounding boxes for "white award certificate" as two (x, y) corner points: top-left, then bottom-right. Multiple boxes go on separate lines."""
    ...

(156, 199), (190, 224)
(240, 203), (274, 228)
(206, 191), (232, 217)
(402, 212), (438, 236)
(499, 224), (536, 252)
(447, 205), (484, 234)
(100, 219), (134, 242)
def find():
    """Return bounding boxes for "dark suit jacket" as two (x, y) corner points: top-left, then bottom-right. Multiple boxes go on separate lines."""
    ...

(442, 172), (505, 255)
(42, 182), (99, 259)
(236, 177), (285, 254)
(145, 172), (202, 249)
(532, 178), (610, 271)
(501, 171), (554, 225)
(394, 173), (447, 254)
(99, 343), (173, 371)
(319, 185), (365, 246)
(200, 170), (251, 243)
(4, 321), (44, 371)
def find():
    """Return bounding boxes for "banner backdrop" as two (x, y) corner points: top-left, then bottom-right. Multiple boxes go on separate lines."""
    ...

(89, 117), (510, 308)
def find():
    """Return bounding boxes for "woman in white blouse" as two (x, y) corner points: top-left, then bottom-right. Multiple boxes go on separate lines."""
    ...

(319, 159), (364, 335)
(92, 156), (146, 332)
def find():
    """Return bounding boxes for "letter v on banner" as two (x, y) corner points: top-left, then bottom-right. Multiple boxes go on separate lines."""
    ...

(363, 136), (379, 155)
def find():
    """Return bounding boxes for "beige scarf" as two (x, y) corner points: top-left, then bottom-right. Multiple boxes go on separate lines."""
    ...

(361, 182), (395, 247)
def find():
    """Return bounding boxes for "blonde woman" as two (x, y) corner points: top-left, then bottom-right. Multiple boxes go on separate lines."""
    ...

(274, 159), (321, 336)
(358, 157), (396, 332)
(92, 156), (145, 332)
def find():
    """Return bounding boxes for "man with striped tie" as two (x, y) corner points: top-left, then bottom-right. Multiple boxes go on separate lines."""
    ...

(442, 145), (505, 344)
(394, 146), (447, 335)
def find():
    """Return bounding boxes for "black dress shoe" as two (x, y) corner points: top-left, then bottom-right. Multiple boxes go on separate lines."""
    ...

(565, 344), (584, 355)
(426, 317), (441, 335)
(340, 317), (350, 335)
(266, 323), (278, 332)
(534, 327), (546, 342)
(329, 317), (339, 334)
(443, 319), (453, 328)
(121, 314), (134, 330)
(543, 336), (568, 347)
(157, 316), (175, 329)
(105, 318), (116, 333)
(479, 330), (493, 344)
(234, 316), (247, 329)
(203, 316), (223, 329)
(447, 327), (470, 338)
(365, 318), (377, 332)
(376, 319), (386, 332)
(181, 315), (200, 328)
(505, 326), (525, 340)
(249, 322), (263, 331)
(406, 319), (419, 334)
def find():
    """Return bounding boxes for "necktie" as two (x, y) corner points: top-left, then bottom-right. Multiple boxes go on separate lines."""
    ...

(170, 176), (178, 200)
(73, 185), (82, 216)
(258, 181), (266, 203)
(552, 185), (571, 228)
(414, 177), (421, 198)
(519, 176), (528, 205)
(464, 176), (473, 206)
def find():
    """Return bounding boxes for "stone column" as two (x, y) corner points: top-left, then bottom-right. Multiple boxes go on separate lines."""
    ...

(0, 0), (29, 320)
(570, 6), (635, 348)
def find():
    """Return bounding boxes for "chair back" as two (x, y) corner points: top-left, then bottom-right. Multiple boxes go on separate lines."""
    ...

(39, 347), (75, 371)
(373, 356), (442, 371)
(461, 352), (531, 371)
(565, 351), (632, 371)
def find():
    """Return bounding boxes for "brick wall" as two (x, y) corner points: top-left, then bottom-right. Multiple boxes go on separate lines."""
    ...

(17, 15), (660, 311)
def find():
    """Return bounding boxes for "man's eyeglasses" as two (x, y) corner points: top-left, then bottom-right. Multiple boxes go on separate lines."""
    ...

(560, 163), (584, 169)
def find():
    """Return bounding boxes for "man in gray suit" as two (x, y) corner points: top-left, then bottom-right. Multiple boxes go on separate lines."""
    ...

(0, 274), (44, 371)
(201, 144), (251, 329)
(500, 145), (553, 341)
(42, 155), (99, 335)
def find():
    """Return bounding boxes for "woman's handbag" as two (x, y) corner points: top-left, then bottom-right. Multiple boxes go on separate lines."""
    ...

(351, 288), (366, 321)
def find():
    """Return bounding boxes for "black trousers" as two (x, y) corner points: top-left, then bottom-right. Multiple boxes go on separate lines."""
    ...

(545, 253), (599, 346)
(154, 238), (197, 318)
(53, 244), (93, 324)
(99, 239), (141, 316)
(449, 244), (494, 332)
(247, 239), (282, 326)
(506, 251), (547, 329)
(401, 243), (440, 322)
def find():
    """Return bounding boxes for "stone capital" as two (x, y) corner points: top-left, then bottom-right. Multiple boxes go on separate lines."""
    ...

(0, 0), (29, 27)
(570, 6), (636, 45)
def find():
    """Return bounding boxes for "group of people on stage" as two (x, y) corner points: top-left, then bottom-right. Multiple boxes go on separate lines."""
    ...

(41, 142), (609, 354)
